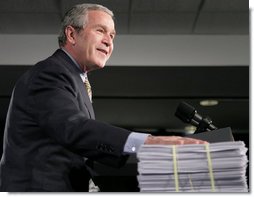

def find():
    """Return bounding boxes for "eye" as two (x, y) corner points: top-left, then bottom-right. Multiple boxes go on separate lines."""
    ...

(97, 28), (104, 33)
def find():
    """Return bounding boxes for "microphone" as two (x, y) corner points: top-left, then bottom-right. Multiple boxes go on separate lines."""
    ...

(175, 101), (217, 133)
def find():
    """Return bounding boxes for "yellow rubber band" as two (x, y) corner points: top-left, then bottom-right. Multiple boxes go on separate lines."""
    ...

(188, 174), (194, 191)
(205, 143), (216, 192)
(172, 145), (179, 192)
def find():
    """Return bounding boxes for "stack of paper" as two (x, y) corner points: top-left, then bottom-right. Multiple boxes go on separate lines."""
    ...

(137, 141), (248, 192)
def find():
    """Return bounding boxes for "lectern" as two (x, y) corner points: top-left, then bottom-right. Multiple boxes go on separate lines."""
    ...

(189, 127), (234, 143)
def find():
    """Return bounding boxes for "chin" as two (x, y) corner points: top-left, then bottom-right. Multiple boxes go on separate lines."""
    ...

(88, 63), (106, 72)
(96, 62), (106, 69)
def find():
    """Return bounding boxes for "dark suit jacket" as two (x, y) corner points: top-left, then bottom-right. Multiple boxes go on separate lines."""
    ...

(0, 49), (131, 191)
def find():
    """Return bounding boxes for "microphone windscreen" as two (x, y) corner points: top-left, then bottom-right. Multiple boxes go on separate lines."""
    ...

(175, 102), (196, 123)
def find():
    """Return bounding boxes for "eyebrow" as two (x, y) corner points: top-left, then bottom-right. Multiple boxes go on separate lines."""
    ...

(95, 24), (116, 35)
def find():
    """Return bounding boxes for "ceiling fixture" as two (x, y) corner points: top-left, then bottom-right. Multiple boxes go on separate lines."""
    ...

(200, 100), (219, 107)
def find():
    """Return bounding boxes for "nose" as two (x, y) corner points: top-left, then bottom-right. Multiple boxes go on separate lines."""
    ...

(102, 34), (113, 47)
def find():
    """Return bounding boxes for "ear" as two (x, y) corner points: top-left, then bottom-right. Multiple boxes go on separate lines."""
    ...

(65, 25), (77, 45)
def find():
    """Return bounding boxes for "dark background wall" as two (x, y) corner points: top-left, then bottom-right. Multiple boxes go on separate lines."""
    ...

(0, 65), (249, 143)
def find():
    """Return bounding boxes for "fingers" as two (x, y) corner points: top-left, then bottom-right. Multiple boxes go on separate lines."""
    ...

(144, 135), (208, 145)
(177, 136), (208, 145)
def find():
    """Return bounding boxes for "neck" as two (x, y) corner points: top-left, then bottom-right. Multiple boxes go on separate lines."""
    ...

(61, 46), (87, 72)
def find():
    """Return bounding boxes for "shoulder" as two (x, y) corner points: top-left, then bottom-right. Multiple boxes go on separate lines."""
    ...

(18, 50), (78, 89)
(31, 49), (80, 79)
(15, 49), (82, 92)
(36, 49), (70, 71)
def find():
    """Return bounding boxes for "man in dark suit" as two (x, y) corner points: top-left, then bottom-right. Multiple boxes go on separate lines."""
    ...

(0, 4), (206, 191)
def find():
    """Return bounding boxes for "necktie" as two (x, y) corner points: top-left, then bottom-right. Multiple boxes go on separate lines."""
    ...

(84, 78), (98, 191)
(84, 77), (92, 102)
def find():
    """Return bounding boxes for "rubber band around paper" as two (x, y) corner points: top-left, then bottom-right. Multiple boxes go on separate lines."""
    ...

(172, 144), (215, 192)
(172, 145), (179, 192)
(205, 143), (216, 192)
(188, 174), (194, 191)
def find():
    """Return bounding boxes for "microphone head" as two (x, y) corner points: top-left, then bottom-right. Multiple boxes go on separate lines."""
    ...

(175, 102), (196, 123)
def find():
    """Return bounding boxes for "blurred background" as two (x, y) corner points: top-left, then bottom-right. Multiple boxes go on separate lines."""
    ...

(0, 0), (249, 191)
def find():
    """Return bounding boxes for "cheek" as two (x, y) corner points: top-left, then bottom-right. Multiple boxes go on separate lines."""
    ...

(108, 45), (114, 57)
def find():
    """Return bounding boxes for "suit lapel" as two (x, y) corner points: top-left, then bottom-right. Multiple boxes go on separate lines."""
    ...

(53, 49), (95, 119)
(77, 76), (95, 119)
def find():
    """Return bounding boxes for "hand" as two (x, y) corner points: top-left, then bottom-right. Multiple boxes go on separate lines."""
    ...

(144, 135), (208, 145)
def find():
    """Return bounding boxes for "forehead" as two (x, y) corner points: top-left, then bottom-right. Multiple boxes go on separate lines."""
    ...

(85, 10), (115, 34)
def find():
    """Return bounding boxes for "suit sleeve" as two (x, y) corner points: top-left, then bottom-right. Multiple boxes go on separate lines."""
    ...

(29, 62), (131, 166)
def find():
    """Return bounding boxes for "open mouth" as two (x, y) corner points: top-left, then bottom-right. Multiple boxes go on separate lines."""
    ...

(97, 48), (108, 56)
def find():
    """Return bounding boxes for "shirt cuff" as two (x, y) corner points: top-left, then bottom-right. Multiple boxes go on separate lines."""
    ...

(123, 132), (150, 154)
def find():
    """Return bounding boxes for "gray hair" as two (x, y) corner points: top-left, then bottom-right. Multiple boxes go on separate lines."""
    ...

(58, 4), (114, 47)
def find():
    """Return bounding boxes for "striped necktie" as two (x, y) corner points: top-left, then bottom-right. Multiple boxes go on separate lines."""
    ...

(84, 77), (92, 102)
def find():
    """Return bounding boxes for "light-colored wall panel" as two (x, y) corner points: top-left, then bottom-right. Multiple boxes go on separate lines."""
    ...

(0, 34), (249, 66)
